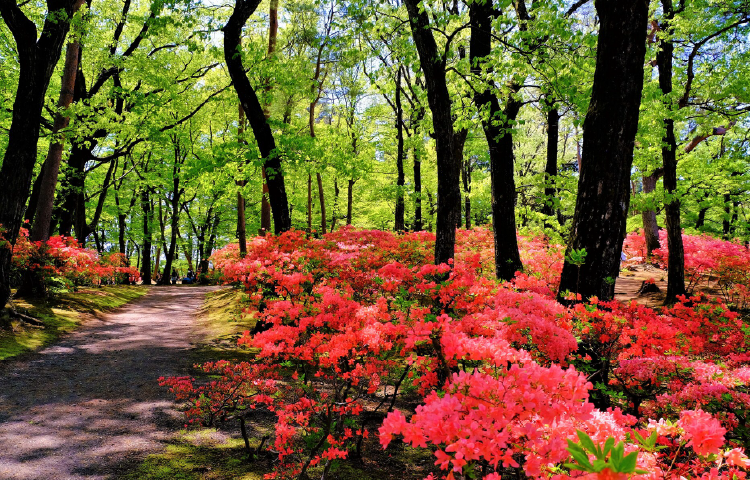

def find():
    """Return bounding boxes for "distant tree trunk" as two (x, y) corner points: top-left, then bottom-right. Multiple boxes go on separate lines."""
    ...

(30, 1), (86, 242)
(394, 69), (406, 232)
(656, 0), (686, 304)
(224, 0), (291, 235)
(307, 174), (313, 232)
(141, 190), (153, 286)
(413, 146), (423, 231)
(462, 157), (471, 230)
(346, 179), (354, 225)
(0, 0), (79, 308)
(469, 0), (523, 281)
(557, 0), (649, 302)
(330, 178), (339, 233)
(695, 205), (708, 228)
(723, 193), (732, 237)
(316, 172), (327, 234)
(153, 245), (161, 277)
(542, 96), (559, 225)
(641, 172), (662, 257)
(237, 103), (248, 255)
(159, 174), (183, 286)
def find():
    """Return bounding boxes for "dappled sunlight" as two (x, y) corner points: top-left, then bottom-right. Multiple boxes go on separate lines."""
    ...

(0, 286), (219, 480)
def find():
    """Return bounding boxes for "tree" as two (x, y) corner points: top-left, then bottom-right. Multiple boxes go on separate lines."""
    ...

(0, 0), (80, 309)
(223, 0), (291, 234)
(557, 0), (649, 302)
(402, 0), (463, 265)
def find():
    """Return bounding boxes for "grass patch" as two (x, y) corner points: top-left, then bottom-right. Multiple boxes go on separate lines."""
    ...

(191, 287), (259, 364)
(122, 430), (265, 480)
(0, 286), (148, 361)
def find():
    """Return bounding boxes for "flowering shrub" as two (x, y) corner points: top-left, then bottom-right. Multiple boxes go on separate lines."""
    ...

(162, 227), (750, 479)
(11, 228), (139, 292)
(624, 230), (750, 309)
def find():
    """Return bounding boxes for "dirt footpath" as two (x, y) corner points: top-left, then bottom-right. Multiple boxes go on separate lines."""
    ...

(0, 286), (219, 480)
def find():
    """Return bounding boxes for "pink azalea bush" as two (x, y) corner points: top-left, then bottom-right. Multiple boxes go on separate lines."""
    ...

(162, 227), (750, 479)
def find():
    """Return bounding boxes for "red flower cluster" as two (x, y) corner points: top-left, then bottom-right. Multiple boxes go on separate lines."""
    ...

(161, 227), (750, 479)
(11, 228), (139, 289)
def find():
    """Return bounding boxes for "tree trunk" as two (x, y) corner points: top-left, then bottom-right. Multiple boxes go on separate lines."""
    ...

(413, 147), (422, 232)
(159, 198), (181, 286)
(542, 96), (559, 224)
(641, 172), (662, 257)
(30, 1), (86, 242)
(259, 0), (277, 234)
(557, 0), (649, 302)
(403, 0), (462, 266)
(307, 174), (313, 232)
(223, 0), (291, 235)
(346, 179), (354, 225)
(394, 69), (406, 232)
(141, 190), (153, 286)
(656, 0), (686, 304)
(462, 157), (471, 230)
(316, 172), (327, 234)
(237, 103), (248, 255)
(0, 1), (78, 308)
(469, 1), (524, 281)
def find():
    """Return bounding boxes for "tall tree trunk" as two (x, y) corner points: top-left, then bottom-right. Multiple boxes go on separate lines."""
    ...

(641, 172), (662, 257)
(224, 0), (291, 235)
(316, 172), (327, 234)
(237, 103), (248, 255)
(153, 245), (161, 277)
(141, 190), (153, 286)
(159, 176), (182, 285)
(469, 0), (523, 281)
(543, 96), (559, 225)
(462, 157), (471, 230)
(346, 179), (354, 225)
(30, 1), (85, 242)
(403, 0), (462, 265)
(413, 146), (422, 232)
(557, 0), (649, 302)
(307, 174), (313, 232)
(259, 0), (278, 234)
(394, 69), (406, 232)
(0, 0), (78, 308)
(657, 0), (686, 304)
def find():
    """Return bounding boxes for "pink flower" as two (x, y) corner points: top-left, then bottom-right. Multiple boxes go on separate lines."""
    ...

(678, 409), (726, 456)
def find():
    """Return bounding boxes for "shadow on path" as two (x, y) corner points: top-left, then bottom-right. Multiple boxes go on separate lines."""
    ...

(0, 286), (220, 480)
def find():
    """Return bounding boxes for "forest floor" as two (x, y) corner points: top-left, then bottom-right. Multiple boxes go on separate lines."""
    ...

(0, 285), (221, 480)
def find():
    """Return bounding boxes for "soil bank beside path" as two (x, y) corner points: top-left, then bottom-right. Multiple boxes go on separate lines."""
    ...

(0, 286), (220, 480)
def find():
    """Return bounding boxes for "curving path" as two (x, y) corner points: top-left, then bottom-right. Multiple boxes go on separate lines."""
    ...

(0, 286), (219, 480)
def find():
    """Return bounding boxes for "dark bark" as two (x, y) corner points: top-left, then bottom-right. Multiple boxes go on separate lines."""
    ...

(542, 96), (559, 225)
(403, 0), (463, 265)
(557, 0), (649, 302)
(0, 0), (79, 308)
(159, 155), (184, 285)
(223, 0), (291, 234)
(641, 172), (662, 257)
(237, 104), (248, 255)
(413, 146), (423, 232)
(469, 0), (523, 281)
(316, 172), (327, 234)
(30, 0), (86, 242)
(141, 189), (153, 286)
(656, 0), (686, 304)
(346, 179), (354, 225)
(394, 68), (406, 232)
(307, 174), (313, 232)
(462, 157), (471, 230)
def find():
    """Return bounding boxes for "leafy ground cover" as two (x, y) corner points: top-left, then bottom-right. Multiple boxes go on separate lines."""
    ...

(0, 285), (147, 361)
(160, 227), (750, 479)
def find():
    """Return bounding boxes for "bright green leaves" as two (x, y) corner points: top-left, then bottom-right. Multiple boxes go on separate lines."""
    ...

(565, 431), (648, 476)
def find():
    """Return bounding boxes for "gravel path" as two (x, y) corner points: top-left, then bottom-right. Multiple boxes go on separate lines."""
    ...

(0, 286), (219, 480)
